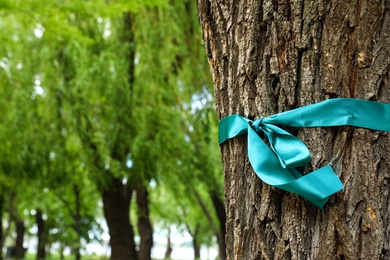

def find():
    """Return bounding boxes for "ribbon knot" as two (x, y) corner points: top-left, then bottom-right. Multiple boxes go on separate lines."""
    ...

(219, 98), (390, 208)
(248, 118), (311, 169)
(252, 118), (264, 132)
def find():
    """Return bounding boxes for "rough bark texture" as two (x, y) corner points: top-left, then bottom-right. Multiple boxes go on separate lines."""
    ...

(102, 178), (138, 260)
(197, 0), (390, 259)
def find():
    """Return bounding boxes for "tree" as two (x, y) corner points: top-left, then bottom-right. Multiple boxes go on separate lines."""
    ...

(1, 1), (221, 259)
(197, 0), (390, 259)
(0, 2), (137, 258)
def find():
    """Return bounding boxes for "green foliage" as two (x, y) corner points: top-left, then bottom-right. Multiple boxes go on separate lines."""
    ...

(0, 0), (223, 256)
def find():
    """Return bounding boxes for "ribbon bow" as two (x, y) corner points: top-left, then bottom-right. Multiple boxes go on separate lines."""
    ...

(219, 98), (390, 208)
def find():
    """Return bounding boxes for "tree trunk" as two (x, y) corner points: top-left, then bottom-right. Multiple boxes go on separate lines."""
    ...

(1, 190), (15, 258)
(73, 184), (81, 260)
(164, 227), (173, 259)
(197, 0), (390, 259)
(59, 243), (65, 260)
(102, 178), (138, 260)
(191, 224), (201, 260)
(194, 241), (201, 259)
(210, 190), (226, 260)
(14, 220), (25, 259)
(136, 185), (153, 260)
(193, 238), (201, 259)
(36, 209), (46, 260)
(193, 188), (226, 260)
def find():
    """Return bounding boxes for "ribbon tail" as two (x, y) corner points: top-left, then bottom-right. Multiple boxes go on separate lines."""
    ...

(247, 126), (343, 208)
(306, 197), (330, 209)
(276, 166), (344, 208)
(219, 115), (250, 144)
(265, 98), (390, 131)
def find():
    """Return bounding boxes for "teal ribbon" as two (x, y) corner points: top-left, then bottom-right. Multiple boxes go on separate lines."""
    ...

(219, 98), (390, 208)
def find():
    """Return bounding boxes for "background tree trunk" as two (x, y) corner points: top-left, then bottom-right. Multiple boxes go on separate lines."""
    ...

(36, 209), (46, 260)
(102, 178), (138, 260)
(210, 190), (226, 260)
(136, 185), (153, 260)
(197, 0), (390, 259)
(14, 220), (25, 259)
(192, 224), (201, 259)
(164, 227), (173, 259)
(73, 185), (81, 260)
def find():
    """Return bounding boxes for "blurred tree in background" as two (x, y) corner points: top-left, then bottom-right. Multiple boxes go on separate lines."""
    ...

(0, 0), (223, 260)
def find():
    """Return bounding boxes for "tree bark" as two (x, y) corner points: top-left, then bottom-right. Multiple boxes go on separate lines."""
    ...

(14, 220), (25, 259)
(197, 0), (390, 259)
(136, 185), (153, 260)
(36, 209), (46, 260)
(102, 178), (138, 260)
